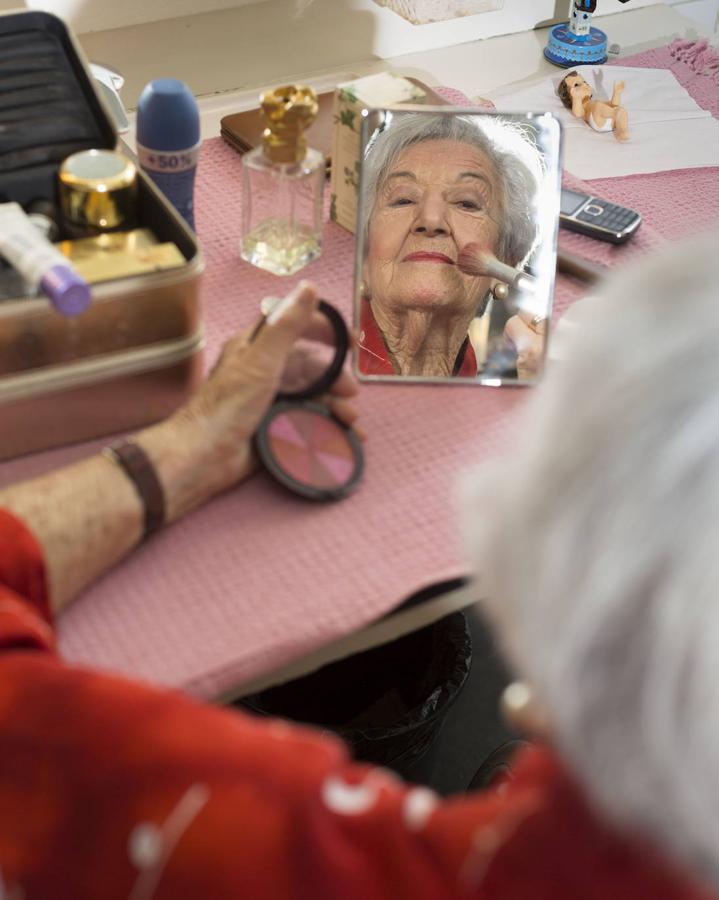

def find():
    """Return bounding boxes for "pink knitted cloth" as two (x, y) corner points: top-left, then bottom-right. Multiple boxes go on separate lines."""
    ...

(2, 45), (717, 698)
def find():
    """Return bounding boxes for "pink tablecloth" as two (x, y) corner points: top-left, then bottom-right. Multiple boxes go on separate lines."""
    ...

(2, 43), (717, 699)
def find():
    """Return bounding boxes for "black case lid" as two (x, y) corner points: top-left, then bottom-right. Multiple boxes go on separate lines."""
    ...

(0, 10), (116, 206)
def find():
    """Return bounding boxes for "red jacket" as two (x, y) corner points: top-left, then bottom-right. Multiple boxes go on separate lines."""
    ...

(358, 299), (478, 377)
(0, 507), (712, 899)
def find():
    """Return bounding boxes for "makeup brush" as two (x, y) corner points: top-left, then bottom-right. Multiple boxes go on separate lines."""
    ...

(457, 243), (536, 293)
(556, 248), (607, 284)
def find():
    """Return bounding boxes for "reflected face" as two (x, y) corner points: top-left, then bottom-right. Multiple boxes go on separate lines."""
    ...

(365, 139), (502, 317)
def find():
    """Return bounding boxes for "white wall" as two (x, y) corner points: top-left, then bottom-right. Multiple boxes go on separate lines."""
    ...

(18, 0), (660, 41)
(364, 0), (662, 58)
(21, 0), (271, 33)
(667, 0), (719, 31)
(25, 0), (669, 108)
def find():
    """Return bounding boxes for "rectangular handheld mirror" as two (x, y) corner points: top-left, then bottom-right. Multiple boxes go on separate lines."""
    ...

(353, 107), (562, 385)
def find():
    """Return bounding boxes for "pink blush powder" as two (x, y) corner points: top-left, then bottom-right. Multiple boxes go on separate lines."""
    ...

(267, 408), (356, 489)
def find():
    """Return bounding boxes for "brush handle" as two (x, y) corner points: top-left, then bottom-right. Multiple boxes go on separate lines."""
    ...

(483, 255), (528, 287)
(556, 249), (607, 284)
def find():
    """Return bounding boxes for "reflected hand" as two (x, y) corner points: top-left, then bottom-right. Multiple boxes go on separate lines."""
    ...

(503, 310), (547, 381)
(170, 282), (361, 501)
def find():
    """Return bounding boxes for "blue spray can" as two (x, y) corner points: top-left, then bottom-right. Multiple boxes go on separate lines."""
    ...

(136, 79), (200, 230)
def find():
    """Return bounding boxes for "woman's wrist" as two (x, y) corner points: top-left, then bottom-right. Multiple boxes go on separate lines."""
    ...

(134, 411), (257, 526)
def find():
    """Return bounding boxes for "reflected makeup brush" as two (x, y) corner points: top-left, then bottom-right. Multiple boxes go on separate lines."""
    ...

(457, 243), (537, 294)
(556, 248), (606, 284)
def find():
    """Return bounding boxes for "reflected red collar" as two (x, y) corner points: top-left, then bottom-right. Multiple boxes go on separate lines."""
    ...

(358, 298), (477, 377)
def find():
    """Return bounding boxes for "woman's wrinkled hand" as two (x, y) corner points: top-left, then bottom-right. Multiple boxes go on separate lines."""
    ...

(170, 281), (361, 500)
(503, 310), (547, 381)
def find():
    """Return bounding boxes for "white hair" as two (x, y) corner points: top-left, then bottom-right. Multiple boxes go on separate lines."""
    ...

(460, 229), (719, 885)
(359, 112), (544, 268)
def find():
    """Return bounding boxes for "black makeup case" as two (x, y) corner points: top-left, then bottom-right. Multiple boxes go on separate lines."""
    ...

(0, 10), (204, 461)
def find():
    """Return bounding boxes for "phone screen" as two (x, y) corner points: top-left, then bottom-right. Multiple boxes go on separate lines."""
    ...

(560, 189), (587, 216)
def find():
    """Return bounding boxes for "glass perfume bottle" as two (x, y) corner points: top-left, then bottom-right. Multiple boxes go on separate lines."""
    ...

(240, 85), (324, 276)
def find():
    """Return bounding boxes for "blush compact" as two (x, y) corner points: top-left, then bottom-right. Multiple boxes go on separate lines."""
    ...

(254, 300), (364, 501)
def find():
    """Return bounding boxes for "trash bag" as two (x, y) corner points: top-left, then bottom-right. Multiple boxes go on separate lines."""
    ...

(237, 611), (472, 779)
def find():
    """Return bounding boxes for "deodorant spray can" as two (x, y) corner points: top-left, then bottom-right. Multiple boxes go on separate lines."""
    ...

(136, 79), (200, 230)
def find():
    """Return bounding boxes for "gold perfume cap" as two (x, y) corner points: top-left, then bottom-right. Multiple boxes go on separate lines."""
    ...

(260, 85), (319, 165)
(59, 149), (138, 233)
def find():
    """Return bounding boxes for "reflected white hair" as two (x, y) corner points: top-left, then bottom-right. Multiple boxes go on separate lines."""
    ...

(461, 229), (719, 885)
(359, 112), (544, 267)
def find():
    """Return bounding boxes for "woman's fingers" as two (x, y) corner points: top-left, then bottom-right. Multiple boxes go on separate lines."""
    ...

(504, 315), (534, 350)
(277, 350), (359, 397)
(258, 289), (346, 347)
(515, 309), (548, 335)
(331, 367), (359, 397)
(505, 311), (547, 349)
(252, 281), (320, 360)
(326, 396), (359, 424)
(302, 309), (339, 346)
(324, 396), (366, 439)
(208, 285), (360, 411)
(504, 313), (545, 380)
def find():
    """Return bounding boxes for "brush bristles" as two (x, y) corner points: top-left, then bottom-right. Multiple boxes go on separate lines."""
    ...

(457, 243), (493, 277)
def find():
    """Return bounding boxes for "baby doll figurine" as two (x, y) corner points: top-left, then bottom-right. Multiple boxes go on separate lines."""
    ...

(557, 71), (630, 141)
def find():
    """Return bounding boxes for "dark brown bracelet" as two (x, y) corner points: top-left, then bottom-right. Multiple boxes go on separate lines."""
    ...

(103, 440), (166, 539)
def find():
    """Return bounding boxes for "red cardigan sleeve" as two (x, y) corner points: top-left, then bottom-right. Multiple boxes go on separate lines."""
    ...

(0, 508), (55, 653)
(0, 510), (705, 899)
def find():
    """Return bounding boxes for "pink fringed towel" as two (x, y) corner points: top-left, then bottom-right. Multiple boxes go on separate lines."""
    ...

(669, 38), (719, 83)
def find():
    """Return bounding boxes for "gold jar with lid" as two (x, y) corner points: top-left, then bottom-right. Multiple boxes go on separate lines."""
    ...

(59, 149), (138, 235)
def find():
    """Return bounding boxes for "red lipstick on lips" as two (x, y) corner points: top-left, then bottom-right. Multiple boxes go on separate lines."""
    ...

(402, 251), (454, 264)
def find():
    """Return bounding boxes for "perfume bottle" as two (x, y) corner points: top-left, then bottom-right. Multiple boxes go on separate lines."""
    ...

(241, 85), (324, 276)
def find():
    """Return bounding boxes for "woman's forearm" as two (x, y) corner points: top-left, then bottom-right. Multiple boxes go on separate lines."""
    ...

(0, 451), (144, 614)
(0, 284), (356, 616)
(0, 415), (253, 614)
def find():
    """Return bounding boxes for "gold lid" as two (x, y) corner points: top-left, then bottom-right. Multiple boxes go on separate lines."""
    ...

(260, 85), (319, 165)
(59, 149), (138, 233)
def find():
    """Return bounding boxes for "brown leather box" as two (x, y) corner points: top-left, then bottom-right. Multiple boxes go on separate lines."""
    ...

(0, 10), (204, 461)
(220, 79), (448, 173)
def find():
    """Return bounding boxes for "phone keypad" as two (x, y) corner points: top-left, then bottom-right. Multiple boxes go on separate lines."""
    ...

(576, 202), (637, 232)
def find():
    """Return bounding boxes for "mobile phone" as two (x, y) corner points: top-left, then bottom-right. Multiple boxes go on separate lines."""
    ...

(560, 187), (642, 244)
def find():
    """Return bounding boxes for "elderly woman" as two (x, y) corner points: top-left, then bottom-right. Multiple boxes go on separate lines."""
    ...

(2, 233), (719, 897)
(358, 112), (545, 378)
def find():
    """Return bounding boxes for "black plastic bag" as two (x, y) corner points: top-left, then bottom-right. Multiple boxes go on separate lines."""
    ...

(237, 612), (472, 778)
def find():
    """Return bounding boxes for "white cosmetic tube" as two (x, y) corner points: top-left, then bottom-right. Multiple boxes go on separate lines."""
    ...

(0, 202), (90, 316)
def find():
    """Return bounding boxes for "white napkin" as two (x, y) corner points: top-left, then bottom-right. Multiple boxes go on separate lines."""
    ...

(487, 66), (719, 179)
